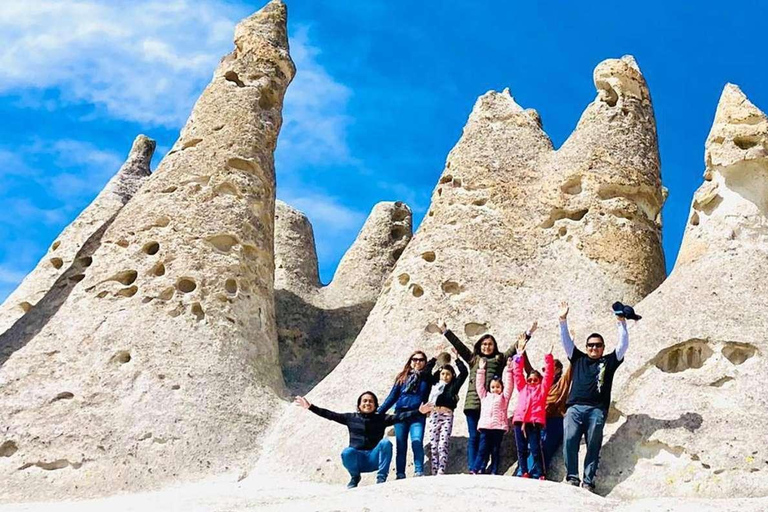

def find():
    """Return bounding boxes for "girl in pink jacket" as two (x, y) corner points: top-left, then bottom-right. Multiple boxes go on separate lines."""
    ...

(512, 341), (555, 479)
(471, 356), (513, 474)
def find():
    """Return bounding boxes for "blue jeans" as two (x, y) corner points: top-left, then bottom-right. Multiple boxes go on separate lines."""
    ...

(518, 417), (564, 477)
(465, 410), (481, 471)
(393, 414), (425, 477)
(473, 429), (504, 474)
(341, 439), (393, 481)
(564, 404), (606, 486)
(514, 423), (544, 478)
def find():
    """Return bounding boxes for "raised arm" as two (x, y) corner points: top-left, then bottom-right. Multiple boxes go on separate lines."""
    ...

(303, 400), (349, 426)
(454, 359), (469, 389)
(442, 328), (474, 364)
(475, 364), (487, 400)
(377, 383), (401, 414)
(616, 318), (629, 361)
(502, 360), (514, 401)
(512, 354), (526, 392)
(559, 301), (575, 358)
(542, 351), (555, 392)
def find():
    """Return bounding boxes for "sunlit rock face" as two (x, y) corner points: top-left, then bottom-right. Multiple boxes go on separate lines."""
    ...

(0, 135), (155, 339)
(600, 84), (768, 499)
(260, 55), (667, 483)
(0, 0), (294, 501)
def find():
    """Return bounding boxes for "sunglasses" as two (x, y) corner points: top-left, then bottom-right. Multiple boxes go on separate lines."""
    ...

(586, 343), (605, 349)
(411, 357), (427, 363)
(527, 377), (541, 383)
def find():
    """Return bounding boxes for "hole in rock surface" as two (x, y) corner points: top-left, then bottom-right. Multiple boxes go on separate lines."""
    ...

(50, 258), (64, 269)
(112, 351), (131, 364)
(410, 284), (424, 297)
(391, 225), (409, 240)
(425, 323), (442, 334)
(118, 286), (138, 297)
(258, 88), (277, 109)
(540, 208), (589, 229)
(152, 263), (166, 277)
(51, 241), (61, 251)
(472, 198), (488, 207)
(392, 205), (409, 222)
(207, 234), (238, 252)
(653, 339), (714, 373)
(0, 441), (18, 457)
(111, 270), (138, 286)
(227, 157), (258, 173)
(69, 274), (85, 283)
(722, 342), (758, 365)
(159, 287), (175, 300)
(182, 138), (202, 149)
(398, 273), (410, 285)
(191, 302), (205, 321)
(441, 281), (462, 295)
(52, 392), (74, 402)
(733, 135), (760, 150)
(561, 176), (583, 195)
(19, 302), (32, 313)
(143, 242), (160, 255)
(439, 175), (453, 184)
(161, 186), (178, 194)
(391, 247), (404, 261)
(176, 278), (197, 293)
(690, 212), (700, 226)
(421, 251), (436, 263)
(77, 256), (93, 267)
(465, 322), (489, 338)
(225, 279), (238, 294)
(224, 70), (245, 87)
(709, 376), (734, 388)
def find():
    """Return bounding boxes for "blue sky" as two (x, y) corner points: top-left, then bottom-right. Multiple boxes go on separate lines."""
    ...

(0, 0), (766, 301)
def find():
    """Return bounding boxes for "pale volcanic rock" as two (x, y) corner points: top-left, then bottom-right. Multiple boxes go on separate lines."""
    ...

(599, 84), (768, 499)
(274, 200), (412, 393)
(260, 56), (667, 481)
(0, 0), (294, 502)
(0, 135), (155, 339)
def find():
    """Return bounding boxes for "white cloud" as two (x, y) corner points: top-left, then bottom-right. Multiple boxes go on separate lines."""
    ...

(0, 0), (242, 126)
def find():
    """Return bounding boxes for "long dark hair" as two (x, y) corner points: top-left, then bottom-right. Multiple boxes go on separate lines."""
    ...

(471, 334), (501, 365)
(395, 350), (427, 385)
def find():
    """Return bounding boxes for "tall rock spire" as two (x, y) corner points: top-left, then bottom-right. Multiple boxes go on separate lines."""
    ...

(259, 56), (668, 481)
(0, 135), (155, 339)
(274, 200), (412, 393)
(0, 0), (294, 501)
(599, 84), (768, 498)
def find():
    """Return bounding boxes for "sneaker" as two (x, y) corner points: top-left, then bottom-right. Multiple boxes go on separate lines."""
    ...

(566, 478), (580, 487)
(522, 473), (530, 478)
(376, 476), (387, 484)
(539, 475), (547, 481)
(469, 470), (477, 475)
(347, 476), (361, 489)
(414, 472), (424, 477)
(581, 482), (596, 493)
(395, 473), (406, 480)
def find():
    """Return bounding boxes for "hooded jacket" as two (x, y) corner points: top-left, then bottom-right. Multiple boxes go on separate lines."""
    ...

(475, 364), (513, 431)
(512, 353), (555, 425)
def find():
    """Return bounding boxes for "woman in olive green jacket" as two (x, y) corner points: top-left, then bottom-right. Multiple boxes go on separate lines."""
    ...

(437, 321), (536, 472)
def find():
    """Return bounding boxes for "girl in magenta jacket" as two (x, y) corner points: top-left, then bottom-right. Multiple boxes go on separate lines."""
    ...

(471, 356), (513, 474)
(512, 341), (555, 479)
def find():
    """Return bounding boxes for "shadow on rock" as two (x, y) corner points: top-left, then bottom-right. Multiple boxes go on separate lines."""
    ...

(598, 411), (703, 495)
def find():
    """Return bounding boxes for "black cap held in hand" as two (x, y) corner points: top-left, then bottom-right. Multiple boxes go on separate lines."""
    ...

(613, 301), (642, 321)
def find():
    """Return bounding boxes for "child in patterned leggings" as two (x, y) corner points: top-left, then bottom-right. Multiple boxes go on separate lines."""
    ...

(427, 356), (468, 475)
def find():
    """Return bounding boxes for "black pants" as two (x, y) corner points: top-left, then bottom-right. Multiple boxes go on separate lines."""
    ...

(474, 428), (504, 474)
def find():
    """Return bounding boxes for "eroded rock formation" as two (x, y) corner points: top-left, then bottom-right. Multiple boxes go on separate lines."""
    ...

(0, 0), (294, 501)
(275, 200), (412, 393)
(0, 135), (155, 340)
(260, 55), (667, 481)
(599, 84), (768, 499)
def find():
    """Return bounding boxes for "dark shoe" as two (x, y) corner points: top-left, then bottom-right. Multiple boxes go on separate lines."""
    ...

(567, 478), (581, 486)
(376, 476), (387, 484)
(581, 482), (596, 493)
(395, 473), (406, 480)
(347, 476), (361, 489)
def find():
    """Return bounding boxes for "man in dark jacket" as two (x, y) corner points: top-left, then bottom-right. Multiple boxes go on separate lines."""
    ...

(295, 392), (431, 488)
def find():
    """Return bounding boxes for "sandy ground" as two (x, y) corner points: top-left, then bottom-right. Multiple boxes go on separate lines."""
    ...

(3, 471), (768, 512)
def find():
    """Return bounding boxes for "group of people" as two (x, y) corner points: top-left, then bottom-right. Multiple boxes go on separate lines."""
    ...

(295, 301), (639, 492)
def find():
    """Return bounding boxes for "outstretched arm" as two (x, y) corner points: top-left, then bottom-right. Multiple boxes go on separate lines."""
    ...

(295, 397), (349, 426)
(442, 327), (474, 364)
(616, 318), (629, 361)
(454, 359), (469, 389)
(559, 301), (575, 358)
